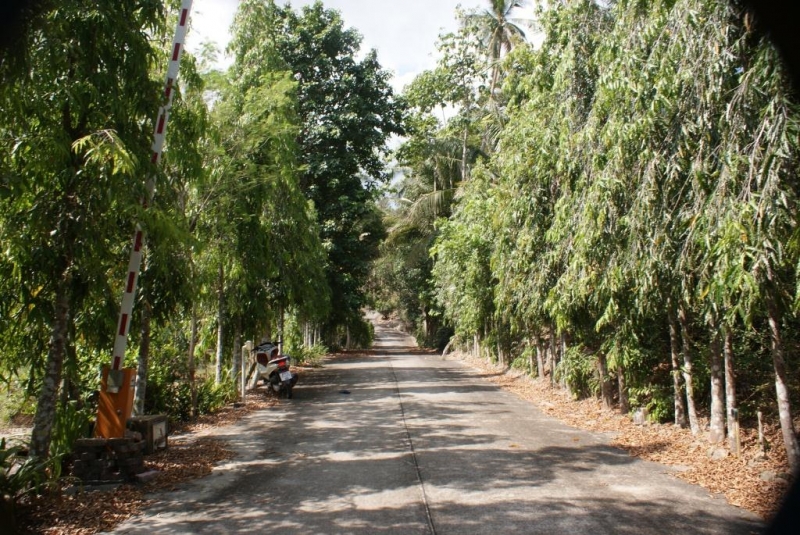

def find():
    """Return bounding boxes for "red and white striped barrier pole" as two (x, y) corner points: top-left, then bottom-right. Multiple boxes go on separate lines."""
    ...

(111, 0), (194, 371)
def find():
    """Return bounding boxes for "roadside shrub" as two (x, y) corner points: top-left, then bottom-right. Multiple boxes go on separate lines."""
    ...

(196, 374), (237, 415)
(145, 378), (192, 423)
(1, 438), (59, 527)
(288, 344), (328, 367)
(628, 383), (673, 423)
(510, 354), (529, 372)
(50, 400), (93, 461)
(555, 345), (598, 400)
(0, 383), (36, 429)
(346, 318), (374, 349)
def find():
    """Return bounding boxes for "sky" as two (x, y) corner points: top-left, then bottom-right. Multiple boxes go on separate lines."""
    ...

(184, 0), (536, 93)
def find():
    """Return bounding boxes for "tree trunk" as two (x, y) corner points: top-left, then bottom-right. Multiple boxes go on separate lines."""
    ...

(528, 338), (536, 376)
(133, 298), (152, 416)
(461, 125), (469, 182)
(766, 293), (800, 470)
(536, 337), (546, 381)
(232, 319), (242, 387)
(549, 324), (557, 388)
(279, 304), (285, 353)
(709, 328), (725, 444)
(597, 352), (613, 410)
(678, 304), (700, 435)
(617, 365), (630, 414)
(30, 268), (72, 459)
(560, 332), (567, 389)
(668, 306), (688, 428)
(215, 262), (224, 384)
(723, 326), (738, 452)
(188, 303), (198, 420)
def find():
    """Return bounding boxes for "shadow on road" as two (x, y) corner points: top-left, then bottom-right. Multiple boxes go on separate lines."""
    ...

(118, 330), (762, 535)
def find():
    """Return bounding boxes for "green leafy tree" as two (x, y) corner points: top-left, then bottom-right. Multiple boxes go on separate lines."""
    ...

(228, 1), (403, 342)
(0, 0), (166, 459)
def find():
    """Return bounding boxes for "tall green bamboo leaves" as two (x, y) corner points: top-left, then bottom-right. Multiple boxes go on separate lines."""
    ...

(421, 0), (800, 464)
(432, 169), (497, 341)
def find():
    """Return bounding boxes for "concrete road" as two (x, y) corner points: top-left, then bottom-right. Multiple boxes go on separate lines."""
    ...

(113, 324), (762, 534)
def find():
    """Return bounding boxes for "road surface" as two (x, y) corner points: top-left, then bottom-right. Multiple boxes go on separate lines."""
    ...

(113, 323), (762, 534)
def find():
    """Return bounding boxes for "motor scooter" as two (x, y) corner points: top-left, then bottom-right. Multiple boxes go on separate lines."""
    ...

(254, 341), (298, 399)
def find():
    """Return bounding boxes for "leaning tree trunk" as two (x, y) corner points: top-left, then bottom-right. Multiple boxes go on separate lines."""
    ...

(667, 306), (688, 428)
(708, 329), (726, 444)
(133, 298), (152, 416)
(30, 268), (72, 459)
(678, 305), (700, 435)
(723, 326), (738, 451)
(765, 292), (800, 470)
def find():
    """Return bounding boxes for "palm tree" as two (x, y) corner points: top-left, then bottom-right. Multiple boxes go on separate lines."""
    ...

(467, 0), (528, 96)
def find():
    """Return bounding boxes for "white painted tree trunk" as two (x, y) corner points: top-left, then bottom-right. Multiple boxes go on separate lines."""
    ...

(709, 329), (726, 444)
(668, 307), (687, 428)
(678, 305), (700, 435)
(723, 326), (739, 452)
(766, 294), (800, 470)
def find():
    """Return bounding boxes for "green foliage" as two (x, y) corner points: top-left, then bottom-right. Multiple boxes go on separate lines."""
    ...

(510, 354), (530, 373)
(49, 401), (93, 460)
(628, 384), (674, 424)
(0, 384), (35, 427)
(1, 439), (58, 505)
(288, 344), (328, 368)
(230, 0), (402, 335)
(555, 346), (598, 401)
(347, 319), (375, 350)
(196, 374), (237, 415)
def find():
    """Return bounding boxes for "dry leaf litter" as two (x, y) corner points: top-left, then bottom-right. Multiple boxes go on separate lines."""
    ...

(15, 385), (282, 535)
